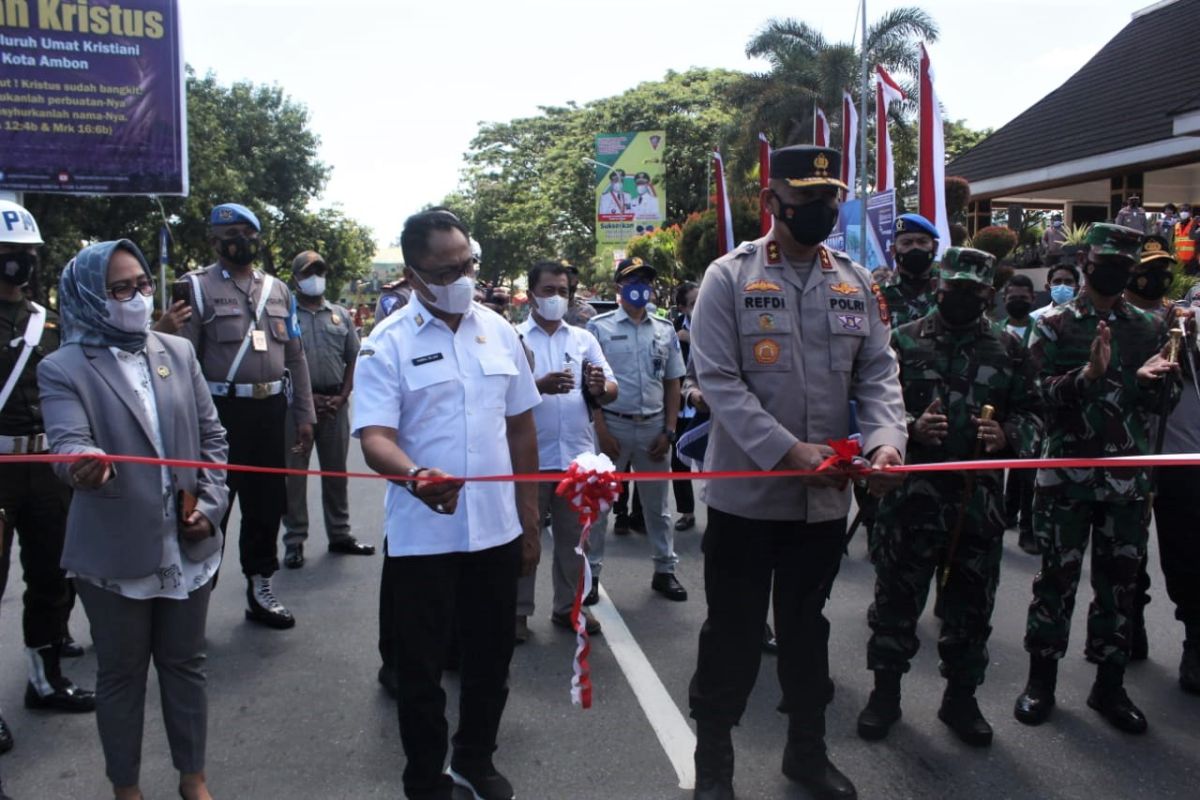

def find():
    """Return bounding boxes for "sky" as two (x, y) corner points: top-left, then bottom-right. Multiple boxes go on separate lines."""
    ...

(181, 0), (1149, 246)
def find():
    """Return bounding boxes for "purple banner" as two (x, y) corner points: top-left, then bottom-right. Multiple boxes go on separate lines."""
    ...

(0, 0), (185, 195)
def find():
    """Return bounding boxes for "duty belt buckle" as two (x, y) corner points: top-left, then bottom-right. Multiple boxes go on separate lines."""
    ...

(252, 382), (270, 400)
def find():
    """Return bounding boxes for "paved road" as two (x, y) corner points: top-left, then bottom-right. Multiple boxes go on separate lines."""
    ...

(3, 451), (1198, 799)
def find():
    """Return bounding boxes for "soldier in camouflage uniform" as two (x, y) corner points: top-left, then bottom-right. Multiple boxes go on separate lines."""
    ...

(1015, 224), (1181, 735)
(881, 213), (940, 328)
(858, 248), (1040, 748)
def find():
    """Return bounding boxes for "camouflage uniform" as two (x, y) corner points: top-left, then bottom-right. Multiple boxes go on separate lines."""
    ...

(869, 250), (1041, 687)
(1025, 290), (1179, 668)
(881, 275), (937, 329)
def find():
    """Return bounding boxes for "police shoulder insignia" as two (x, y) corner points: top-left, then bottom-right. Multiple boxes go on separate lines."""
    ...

(753, 338), (781, 365)
(766, 241), (781, 265)
(744, 279), (784, 293)
(818, 247), (834, 271)
(829, 282), (860, 296)
(871, 282), (891, 326)
(414, 313), (425, 327)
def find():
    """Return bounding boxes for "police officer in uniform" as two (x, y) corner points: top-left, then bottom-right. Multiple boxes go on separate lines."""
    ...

(882, 213), (940, 327)
(0, 201), (95, 752)
(858, 247), (1041, 748)
(688, 146), (907, 800)
(282, 250), (372, 568)
(166, 203), (316, 629)
(588, 257), (688, 602)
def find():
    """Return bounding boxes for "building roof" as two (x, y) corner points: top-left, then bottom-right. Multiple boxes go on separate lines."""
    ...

(949, 0), (1200, 192)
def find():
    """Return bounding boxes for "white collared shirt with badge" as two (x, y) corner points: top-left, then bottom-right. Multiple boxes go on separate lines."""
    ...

(516, 317), (615, 471)
(352, 298), (541, 556)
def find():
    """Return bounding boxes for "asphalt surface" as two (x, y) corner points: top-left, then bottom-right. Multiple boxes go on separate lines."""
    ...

(2, 451), (1199, 800)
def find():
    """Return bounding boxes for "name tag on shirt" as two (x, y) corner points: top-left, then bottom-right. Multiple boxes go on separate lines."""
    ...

(412, 352), (445, 366)
(252, 330), (268, 352)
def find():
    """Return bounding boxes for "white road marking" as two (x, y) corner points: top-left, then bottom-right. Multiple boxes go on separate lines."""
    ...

(589, 585), (696, 790)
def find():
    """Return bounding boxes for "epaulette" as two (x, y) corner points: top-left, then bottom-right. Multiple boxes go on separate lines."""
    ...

(590, 309), (616, 321)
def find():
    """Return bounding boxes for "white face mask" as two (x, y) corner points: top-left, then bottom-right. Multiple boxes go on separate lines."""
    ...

(534, 293), (568, 321)
(411, 270), (475, 315)
(298, 274), (325, 297)
(1182, 212), (1192, 220)
(106, 292), (153, 334)
(637, 184), (650, 196)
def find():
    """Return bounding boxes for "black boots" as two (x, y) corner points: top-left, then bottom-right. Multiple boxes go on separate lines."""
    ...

(937, 683), (993, 747)
(781, 714), (857, 800)
(693, 721), (735, 800)
(23, 645), (95, 713)
(1129, 603), (1149, 662)
(1181, 630), (1200, 695)
(1014, 655), (1057, 725)
(856, 671), (901, 741)
(1087, 663), (1148, 734)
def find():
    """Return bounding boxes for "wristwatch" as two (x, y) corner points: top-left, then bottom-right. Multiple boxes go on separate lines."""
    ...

(403, 466), (428, 496)
(662, 428), (678, 444)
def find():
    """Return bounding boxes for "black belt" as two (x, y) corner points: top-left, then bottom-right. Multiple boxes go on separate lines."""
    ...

(602, 409), (663, 422)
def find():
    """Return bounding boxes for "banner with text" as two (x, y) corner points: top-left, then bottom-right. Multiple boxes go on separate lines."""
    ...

(824, 189), (896, 270)
(0, 0), (186, 195)
(594, 130), (666, 244)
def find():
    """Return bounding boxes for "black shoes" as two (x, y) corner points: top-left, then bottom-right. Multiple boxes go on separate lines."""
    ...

(514, 615), (530, 645)
(694, 722), (735, 800)
(446, 759), (514, 800)
(762, 623), (778, 655)
(377, 665), (398, 699)
(551, 609), (602, 635)
(1087, 685), (1148, 734)
(284, 543), (305, 569)
(781, 745), (857, 800)
(1014, 656), (1057, 726)
(856, 690), (901, 741)
(58, 636), (85, 659)
(583, 579), (600, 606)
(246, 576), (295, 629)
(329, 537), (376, 556)
(1181, 639), (1200, 695)
(24, 680), (95, 713)
(613, 515), (632, 536)
(675, 514), (696, 532)
(0, 713), (13, 754)
(938, 694), (993, 747)
(652, 573), (688, 602)
(1018, 530), (1039, 555)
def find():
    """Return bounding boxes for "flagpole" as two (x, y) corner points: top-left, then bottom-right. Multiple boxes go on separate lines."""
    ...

(858, 0), (869, 267)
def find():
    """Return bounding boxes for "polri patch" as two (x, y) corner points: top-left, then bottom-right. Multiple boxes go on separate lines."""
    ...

(753, 338), (781, 365)
(412, 353), (445, 366)
(871, 283), (891, 326)
(828, 297), (866, 313)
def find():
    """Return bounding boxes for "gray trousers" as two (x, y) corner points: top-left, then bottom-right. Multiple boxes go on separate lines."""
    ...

(591, 414), (677, 576)
(283, 403), (352, 545)
(75, 579), (211, 787)
(517, 477), (586, 617)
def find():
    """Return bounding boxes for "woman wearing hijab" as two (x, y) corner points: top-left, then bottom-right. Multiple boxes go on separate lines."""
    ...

(36, 240), (228, 800)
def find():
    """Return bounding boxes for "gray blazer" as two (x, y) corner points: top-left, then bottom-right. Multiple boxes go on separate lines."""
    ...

(37, 332), (230, 579)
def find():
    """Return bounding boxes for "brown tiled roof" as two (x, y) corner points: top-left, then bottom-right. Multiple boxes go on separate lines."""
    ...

(948, 0), (1200, 183)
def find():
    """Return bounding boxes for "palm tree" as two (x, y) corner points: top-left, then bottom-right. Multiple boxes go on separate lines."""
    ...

(728, 7), (938, 179)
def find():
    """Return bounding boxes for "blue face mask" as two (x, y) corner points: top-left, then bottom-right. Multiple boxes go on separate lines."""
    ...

(620, 282), (653, 309)
(1050, 284), (1076, 305)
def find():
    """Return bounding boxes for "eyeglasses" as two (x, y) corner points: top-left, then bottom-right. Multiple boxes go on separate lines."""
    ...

(106, 277), (156, 302)
(413, 257), (477, 287)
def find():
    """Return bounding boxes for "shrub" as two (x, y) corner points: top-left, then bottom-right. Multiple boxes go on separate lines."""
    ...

(972, 225), (1019, 263)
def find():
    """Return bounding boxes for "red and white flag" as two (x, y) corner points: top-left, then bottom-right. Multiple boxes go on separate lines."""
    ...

(758, 132), (772, 236)
(814, 106), (831, 147)
(918, 44), (951, 255)
(841, 91), (858, 201)
(713, 149), (735, 255)
(875, 66), (906, 192)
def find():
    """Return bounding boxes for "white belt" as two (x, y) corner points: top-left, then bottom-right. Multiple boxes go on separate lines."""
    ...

(207, 380), (284, 399)
(0, 432), (48, 454)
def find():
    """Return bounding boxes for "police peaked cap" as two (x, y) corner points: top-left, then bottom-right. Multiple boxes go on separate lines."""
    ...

(769, 146), (848, 191)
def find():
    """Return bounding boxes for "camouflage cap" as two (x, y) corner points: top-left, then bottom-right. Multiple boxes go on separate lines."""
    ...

(938, 247), (995, 287)
(1083, 223), (1142, 261)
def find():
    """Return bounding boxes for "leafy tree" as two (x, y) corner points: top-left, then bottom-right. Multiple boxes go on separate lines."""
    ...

(22, 68), (372, 303)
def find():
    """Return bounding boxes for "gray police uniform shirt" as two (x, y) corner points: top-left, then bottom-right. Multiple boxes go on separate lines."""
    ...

(587, 307), (685, 416)
(295, 300), (360, 391)
(690, 235), (907, 523)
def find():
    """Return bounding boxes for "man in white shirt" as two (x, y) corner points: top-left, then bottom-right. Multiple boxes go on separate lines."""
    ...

(515, 261), (618, 641)
(631, 171), (661, 220)
(354, 210), (541, 800)
(598, 171), (631, 217)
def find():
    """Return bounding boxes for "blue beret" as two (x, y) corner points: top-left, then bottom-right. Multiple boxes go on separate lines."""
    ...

(210, 203), (261, 231)
(895, 213), (938, 239)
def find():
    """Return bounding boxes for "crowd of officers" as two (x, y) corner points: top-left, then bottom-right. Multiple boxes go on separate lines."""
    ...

(1, 139), (1199, 800)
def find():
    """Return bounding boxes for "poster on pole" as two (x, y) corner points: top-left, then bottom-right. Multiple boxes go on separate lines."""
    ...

(594, 130), (666, 244)
(0, 0), (186, 195)
(824, 189), (896, 269)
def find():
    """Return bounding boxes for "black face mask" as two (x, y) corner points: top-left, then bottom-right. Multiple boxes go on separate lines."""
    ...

(937, 288), (987, 327)
(1085, 258), (1131, 297)
(220, 235), (260, 267)
(0, 250), (36, 287)
(1005, 298), (1033, 319)
(773, 193), (839, 246)
(896, 248), (935, 281)
(1128, 269), (1173, 301)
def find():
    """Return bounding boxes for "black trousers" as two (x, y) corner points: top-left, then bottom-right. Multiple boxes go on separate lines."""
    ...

(689, 507), (845, 726)
(1005, 469), (1035, 534)
(1148, 466), (1200, 628)
(384, 537), (521, 799)
(0, 461), (74, 648)
(214, 394), (287, 578)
